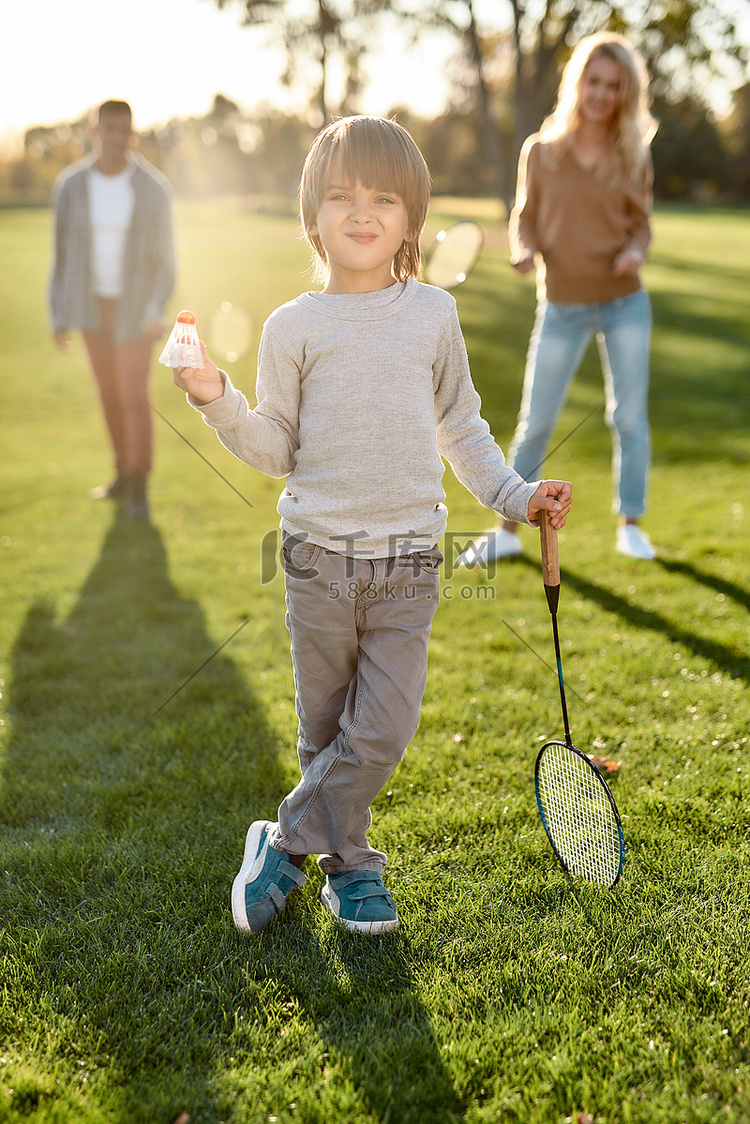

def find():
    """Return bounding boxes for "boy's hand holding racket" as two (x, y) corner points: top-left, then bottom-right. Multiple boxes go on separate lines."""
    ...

(527, 479), (572, 530)
(172, 340), (225, 406)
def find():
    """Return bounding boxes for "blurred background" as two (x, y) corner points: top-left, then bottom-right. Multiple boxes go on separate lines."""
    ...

(3, 0), (750, 210)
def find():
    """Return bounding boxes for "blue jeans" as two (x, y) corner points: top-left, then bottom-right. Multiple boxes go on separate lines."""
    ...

(508, 289), (652, 517)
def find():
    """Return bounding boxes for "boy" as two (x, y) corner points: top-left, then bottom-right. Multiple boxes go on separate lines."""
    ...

(172, 116), (572, 935)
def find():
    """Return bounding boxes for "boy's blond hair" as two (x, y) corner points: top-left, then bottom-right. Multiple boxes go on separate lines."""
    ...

(300, 115), (431, 283)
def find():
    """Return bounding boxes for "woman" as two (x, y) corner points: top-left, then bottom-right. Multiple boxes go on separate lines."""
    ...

(461, 32), (657, 563)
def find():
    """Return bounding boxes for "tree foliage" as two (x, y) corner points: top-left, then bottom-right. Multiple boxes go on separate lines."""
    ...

(722, 83), (750, 198)
(651, 93), (732, 199)
(394, 0), (748, 206)
(210, 1), (747, 207)
(4, 83), (749, 208)
(212, 0), (389, 122)
(4, 0), (749, 206)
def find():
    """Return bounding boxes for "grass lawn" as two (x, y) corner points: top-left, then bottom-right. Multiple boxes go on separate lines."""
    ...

(0, 198), (748, 1124)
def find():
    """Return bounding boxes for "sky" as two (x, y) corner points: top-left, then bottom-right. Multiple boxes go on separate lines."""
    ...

(1, 0), (460, 149)
(3, 0), (749, 152)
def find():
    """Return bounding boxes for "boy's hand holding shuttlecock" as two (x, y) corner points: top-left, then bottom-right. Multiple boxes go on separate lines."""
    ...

(160, 310), (224, 405)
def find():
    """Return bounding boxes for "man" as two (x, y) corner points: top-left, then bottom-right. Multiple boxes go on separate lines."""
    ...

(50, 100), (175, 519)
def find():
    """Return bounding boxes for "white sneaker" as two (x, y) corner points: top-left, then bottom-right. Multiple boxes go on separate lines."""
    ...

(616, 524), (656, 560)
(456, 527), (522, 567)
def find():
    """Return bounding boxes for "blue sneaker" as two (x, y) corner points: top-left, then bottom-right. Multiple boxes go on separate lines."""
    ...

(231, 820), (307, 934)
(321, 870), (399, 934)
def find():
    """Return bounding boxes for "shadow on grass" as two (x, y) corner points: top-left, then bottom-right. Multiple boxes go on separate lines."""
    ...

(1, 514), (463, 1123)
(511, 555), (749, 687)
(0, 514), (289, 1121)
(321, 926), (464, 1124)
(466, 274), (749, 467)
(654, 556), (750, 614)
(649, 250), (750, 289)
(236, 918), (466, 1124)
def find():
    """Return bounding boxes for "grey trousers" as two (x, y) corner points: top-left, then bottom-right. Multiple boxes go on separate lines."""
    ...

(272, 536), (442, 875)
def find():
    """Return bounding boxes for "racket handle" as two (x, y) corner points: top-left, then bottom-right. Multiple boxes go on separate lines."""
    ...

(540, 509), (560, 611)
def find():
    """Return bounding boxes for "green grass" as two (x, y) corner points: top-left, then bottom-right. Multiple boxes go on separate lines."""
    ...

(1, 200), (749, 1124)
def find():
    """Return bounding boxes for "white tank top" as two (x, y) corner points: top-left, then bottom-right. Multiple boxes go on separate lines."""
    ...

(88, 165), (135, 298)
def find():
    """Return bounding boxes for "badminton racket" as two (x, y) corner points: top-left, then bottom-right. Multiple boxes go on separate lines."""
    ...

(534, 510), (625, 888)
(425, 220), (484, 290)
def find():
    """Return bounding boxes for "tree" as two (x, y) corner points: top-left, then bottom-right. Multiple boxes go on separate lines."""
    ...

(211, 0), (386, 124)
(207, 0), (748, 206)
(506, 0), (747, 191)
(393, 0), (749, 208)
(651, 93), (731, 199)
(721, 83), (750, 200)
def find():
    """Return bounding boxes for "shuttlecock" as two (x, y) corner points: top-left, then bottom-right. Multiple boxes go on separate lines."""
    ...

(159, 310), (204, 368)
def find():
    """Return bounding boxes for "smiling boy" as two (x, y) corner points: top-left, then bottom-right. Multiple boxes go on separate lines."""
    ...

(172, 116), (572, 936)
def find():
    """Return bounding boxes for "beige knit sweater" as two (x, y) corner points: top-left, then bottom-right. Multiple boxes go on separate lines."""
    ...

(194, 279), (538, 557)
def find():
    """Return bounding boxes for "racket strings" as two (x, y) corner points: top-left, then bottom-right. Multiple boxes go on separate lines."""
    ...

(426, 222), (483, 289)
(536, 743), (622, 885)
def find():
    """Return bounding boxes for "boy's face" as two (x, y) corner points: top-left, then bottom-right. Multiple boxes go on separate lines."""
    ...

(311, 153), (412, 294)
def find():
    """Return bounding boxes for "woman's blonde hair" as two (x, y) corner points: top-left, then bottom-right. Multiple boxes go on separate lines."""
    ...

(540, 33), (657, 184)
(299, 115), (431, 283)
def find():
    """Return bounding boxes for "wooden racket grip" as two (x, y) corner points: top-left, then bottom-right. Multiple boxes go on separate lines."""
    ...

(540, 509), (560, 589)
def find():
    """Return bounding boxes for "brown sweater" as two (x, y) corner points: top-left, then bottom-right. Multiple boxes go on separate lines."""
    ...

(508, 135), (652, 304)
